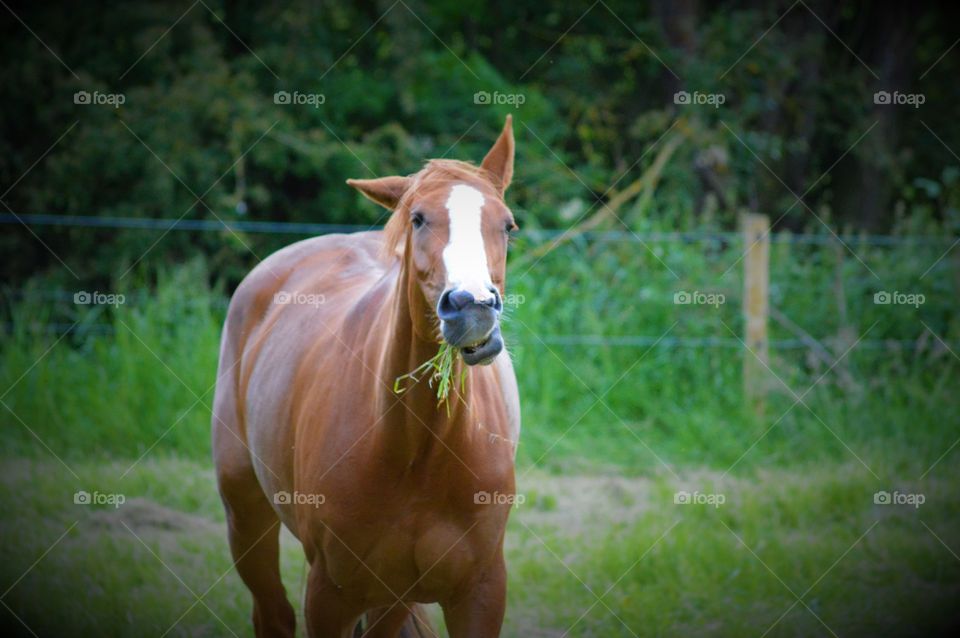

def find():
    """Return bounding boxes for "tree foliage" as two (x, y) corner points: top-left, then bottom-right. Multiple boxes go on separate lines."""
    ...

(1, 0), (957, 286)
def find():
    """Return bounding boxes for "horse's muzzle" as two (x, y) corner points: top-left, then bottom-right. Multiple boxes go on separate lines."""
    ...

(438, 287), (504, 366)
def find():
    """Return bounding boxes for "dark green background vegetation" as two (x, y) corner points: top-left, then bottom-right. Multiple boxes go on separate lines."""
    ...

(1, 0), (959, 288)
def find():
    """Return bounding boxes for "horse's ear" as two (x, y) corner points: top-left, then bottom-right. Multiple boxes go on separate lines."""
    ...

(481, 115), (514, 193)
(346, 176), (411, 210)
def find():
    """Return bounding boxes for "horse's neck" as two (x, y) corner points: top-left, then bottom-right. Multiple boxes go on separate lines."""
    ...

(375, 258), (473, 463)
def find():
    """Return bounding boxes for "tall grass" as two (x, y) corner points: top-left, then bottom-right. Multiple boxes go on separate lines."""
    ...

(1, 261), (223, 462)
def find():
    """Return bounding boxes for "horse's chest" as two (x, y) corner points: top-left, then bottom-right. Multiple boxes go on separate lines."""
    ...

(320, 513), (493, 602)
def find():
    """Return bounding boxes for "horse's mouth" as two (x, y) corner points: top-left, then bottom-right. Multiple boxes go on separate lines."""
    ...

(461, 337), (489, 355)
(458, 326), (503, 366)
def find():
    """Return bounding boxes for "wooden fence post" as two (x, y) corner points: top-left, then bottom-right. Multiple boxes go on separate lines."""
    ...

(742, 213), (770, 416)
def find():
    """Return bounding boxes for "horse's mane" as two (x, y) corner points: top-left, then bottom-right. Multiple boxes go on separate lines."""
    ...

(381, 159), (494, 260)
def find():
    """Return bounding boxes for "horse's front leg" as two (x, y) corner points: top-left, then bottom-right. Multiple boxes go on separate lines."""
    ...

(304, 561), (363, 638)
(441, 554), (507, 638)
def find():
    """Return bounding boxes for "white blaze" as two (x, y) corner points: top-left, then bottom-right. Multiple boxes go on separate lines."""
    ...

(443, 184), (494, 302)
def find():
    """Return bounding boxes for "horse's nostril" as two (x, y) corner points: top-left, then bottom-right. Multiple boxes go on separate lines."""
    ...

(486, 287), (502, 311)
(447, 289), (476, 310)
(438, 289), (473, 318)
(438, 290), (454, 316)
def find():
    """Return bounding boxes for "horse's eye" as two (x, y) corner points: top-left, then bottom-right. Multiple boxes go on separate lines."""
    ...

(411, 212), (425, 229)
(505, 221), (518, 234)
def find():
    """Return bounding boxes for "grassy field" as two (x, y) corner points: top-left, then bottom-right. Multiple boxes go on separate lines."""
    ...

(1, 233), (959, 636)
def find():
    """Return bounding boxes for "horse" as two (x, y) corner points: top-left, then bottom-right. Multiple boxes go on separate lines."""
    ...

(212, 116), (521, 637)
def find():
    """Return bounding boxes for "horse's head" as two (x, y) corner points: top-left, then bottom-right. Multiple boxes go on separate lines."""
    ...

(347, 116), (516, 366)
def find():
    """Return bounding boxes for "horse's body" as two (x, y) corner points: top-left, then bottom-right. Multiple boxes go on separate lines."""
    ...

(213, 118), (520, 637)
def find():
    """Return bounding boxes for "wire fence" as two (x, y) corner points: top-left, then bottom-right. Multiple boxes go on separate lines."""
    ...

(2, 211), (956, 351)
(0, 320), (937, 352)
(2, 212), (957, 245)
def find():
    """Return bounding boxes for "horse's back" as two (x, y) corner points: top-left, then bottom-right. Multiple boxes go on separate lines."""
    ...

(213, 231), (392, 510)
(239, 230), (388, 304)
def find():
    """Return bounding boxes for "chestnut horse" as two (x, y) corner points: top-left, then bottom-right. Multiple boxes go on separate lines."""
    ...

(212, 116), (521, 637)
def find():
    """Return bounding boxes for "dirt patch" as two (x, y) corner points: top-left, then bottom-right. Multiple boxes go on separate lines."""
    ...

(88, 497), (221, 535)
(514, 474), (654, 534)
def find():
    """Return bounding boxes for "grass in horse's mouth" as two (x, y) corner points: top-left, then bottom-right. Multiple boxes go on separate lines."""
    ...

(393, 342), (467, 410)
